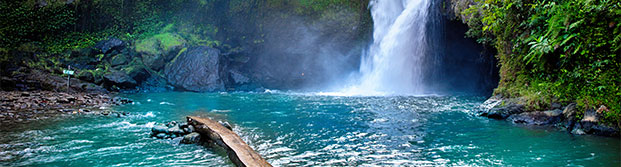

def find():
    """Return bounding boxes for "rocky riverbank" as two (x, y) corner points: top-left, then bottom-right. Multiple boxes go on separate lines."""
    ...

(0, 91), (132, 125)
(479, 95), (619, 137)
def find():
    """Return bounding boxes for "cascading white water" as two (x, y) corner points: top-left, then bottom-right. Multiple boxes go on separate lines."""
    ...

(332, 0), (431, 96)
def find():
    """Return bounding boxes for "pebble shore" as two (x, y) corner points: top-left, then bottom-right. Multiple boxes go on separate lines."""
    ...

(0, 91), (132, 125)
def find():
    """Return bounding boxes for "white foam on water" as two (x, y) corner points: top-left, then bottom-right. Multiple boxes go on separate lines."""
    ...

(159, 102), (175, 105)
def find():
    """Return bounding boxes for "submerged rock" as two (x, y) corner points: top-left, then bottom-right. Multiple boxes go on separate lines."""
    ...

(164, 46), (225, 92)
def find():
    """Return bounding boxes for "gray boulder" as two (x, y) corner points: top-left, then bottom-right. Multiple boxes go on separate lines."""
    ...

(164, 46), (225, 92)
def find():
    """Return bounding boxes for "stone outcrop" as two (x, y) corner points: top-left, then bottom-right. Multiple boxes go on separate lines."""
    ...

(479, 97), (619, 137)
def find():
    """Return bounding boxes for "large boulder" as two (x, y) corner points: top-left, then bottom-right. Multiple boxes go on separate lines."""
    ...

(164, 46), (225, 92)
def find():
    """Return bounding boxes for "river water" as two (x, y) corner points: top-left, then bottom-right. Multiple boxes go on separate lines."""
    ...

(1, 91), (619, 166)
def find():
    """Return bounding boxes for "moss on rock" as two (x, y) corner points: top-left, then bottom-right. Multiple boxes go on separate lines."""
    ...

(135, 33), (186, 56)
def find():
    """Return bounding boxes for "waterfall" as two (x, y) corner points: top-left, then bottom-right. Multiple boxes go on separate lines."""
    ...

(337, 0), (432, 96)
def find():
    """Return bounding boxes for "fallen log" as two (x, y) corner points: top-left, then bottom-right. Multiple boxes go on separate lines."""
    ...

(187, 116), (272, 167)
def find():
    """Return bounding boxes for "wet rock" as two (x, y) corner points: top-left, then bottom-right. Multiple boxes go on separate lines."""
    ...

(156, 133), (167, 139)
(479, 95), (503, 110)
(187, 125), (195, 133)
(181, 132), (201, 144)
(480, 104), (525, 120)
(164, 46), (225, 92)
(168, 126), (185, 135)
(588, 124), (619, 137)
(508, 109), (562, 125)
(152, 125), (169, 134)
(571, 128), (586, 135)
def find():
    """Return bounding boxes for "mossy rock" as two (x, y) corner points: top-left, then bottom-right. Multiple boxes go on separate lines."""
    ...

(135, 33), (186, 71)
(120, 57), (150, 83)
(135, 33), (186, 56)
(110, 54), (129, 67)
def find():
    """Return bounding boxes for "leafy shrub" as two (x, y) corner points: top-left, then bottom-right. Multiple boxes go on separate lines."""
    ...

(464, 0), (620, 127)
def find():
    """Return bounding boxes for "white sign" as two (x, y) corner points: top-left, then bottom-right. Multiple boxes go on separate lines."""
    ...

(63, 70), (74, 75)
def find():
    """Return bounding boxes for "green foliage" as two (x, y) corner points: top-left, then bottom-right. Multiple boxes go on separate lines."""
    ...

(0, 1), (77, 49)
(135, 33), (186, 55)
(465, 0), (621, 127)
